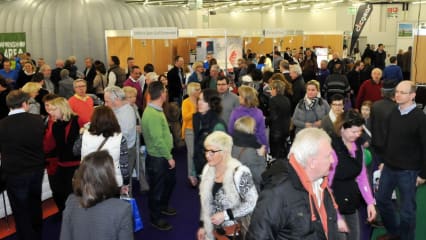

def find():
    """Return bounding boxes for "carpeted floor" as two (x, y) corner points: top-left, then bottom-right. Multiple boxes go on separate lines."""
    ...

(2, 146), (426, 240)
(3, 147), (201, 240)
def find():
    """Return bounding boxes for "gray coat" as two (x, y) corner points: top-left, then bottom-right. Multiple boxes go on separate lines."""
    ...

(232, 145), (266, 192)
(58, 77), (75, 99)
(60, 194), (134, 240)
(292, 98), (330, 133)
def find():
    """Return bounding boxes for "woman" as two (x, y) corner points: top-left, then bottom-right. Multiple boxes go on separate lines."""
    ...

(228, 85), (268, 149)
(16, 61), (36, 88)
(158, 74), (168, 87)
(328, 110), (376, 240)
(60, 151), (133, 240)
(231, 116), (266, 192)
(47, 97), (81, 212)
(187, 61), (204, 84)
(21, 82), (41, 114)
(300, 49), (318, 82)
(93, 61), (107, 101)
(193, 89), (227, 175)
(142, 72), (158, 110)
(267, 80), (292, 158)
(292, 80), (330, 134)
(182, 82), (201, 186)
(74, 106), (130, 193)
(346, 61), (362, 108)
(197, 131), (258, 240)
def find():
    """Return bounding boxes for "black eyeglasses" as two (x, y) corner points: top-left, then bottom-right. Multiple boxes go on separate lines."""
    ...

(204, 148), (222, 156)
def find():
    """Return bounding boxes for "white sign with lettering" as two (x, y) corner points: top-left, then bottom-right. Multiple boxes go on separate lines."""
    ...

(132, 27), (178, 39)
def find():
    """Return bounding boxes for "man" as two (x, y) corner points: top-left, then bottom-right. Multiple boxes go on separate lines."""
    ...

(323, 64), (351, 103)
(383, 56), (403, 84)
(36, 58), (45, 72)
(321, 93), (344, 136)
(201, 64), (219, 90)
(370, 81), (397, 166)
(317, 59), (330, 94)
(104, 86), (137, 193)
(327, 52), (342, 73)
(401, 46), (412, 80)
(40, 64), (55, 93)
(247, 128), (338, 239)
(107, 56), (126, 88)
(0, 90), (45, 240)
(273, 51), (283, 72)
(141, 81), (176, 231)
(123, 65), (144, 112)
(0, 60), (18, 88)
(217, 75), (239, 125)
(234, 58), (247, 84)
(374, 43), (387, 70)
(83, 57), (96, 94)
(51, 59), (65, 92)
(30, 72), (50, 116)
(125, 56), (136, 79)
(68, 79), (94, 127)
(279, 59), (292, 83)
(376, 81), (426, 240)
(167, 56), (185, 105)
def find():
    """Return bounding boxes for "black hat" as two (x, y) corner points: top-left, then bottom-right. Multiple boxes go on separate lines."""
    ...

(382, 80), (398, 91)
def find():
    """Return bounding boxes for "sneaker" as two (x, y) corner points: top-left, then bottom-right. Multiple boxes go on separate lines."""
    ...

(151, 219), (172, 231)
(161, 207), (177, 216)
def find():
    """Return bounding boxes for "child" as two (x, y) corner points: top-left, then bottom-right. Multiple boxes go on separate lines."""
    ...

(231, 116), (266, 192)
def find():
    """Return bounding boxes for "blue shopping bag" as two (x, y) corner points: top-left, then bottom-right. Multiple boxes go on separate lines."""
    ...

(121, 196), (144, 232)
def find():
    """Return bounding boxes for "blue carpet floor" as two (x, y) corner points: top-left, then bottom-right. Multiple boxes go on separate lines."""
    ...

(5, 147), (201, 240)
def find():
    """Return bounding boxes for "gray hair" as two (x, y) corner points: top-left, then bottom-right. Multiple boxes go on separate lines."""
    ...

(288, 128), (331, 167)
(290, 64), (302, 76)
(104, 86), (126, 101)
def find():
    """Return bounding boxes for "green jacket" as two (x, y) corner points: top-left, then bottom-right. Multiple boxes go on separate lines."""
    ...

(141, 104), (173, 160)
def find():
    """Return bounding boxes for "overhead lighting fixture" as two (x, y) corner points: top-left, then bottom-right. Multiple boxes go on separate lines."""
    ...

(331, 0), (344, 3)
(413, 1), (426, 3)
(286, 0), (297, 3)
(287, 6), (298, 10)
(313, 3), (324, 7)
(323, 7), (333, 10)
(300, 4), (311, 8)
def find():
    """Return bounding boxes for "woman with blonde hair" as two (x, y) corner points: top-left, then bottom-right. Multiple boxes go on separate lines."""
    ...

(182, 82), (201, 186)
(228, 85), (268, 149)
(188, 61), (204, 84)
(47, 97), (81, 212)
(292, 80), (330, 133)
(231, 116), (266, 192)
(197, 131), (258, 240)
(22, 82), (41, 114)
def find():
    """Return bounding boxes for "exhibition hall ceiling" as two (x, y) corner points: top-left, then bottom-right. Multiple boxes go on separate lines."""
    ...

(124, 0), (422, 12)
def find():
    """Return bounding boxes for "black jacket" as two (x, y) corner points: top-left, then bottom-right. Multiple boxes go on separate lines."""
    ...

(84, 66), (97, 93)
(370, 98), (396, 157)
(267, 95), (291, 142)
(290, 75), (306, 113)
(167, 66), (184, 102)
(247, 160), (338, 240)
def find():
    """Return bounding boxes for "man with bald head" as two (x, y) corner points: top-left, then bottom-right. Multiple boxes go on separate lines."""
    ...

(376, 81), (426, 240)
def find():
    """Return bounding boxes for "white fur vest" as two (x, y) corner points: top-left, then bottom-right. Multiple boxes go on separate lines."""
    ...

(199, 157), (257, 240)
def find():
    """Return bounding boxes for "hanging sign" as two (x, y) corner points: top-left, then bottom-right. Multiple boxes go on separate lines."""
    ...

(132, 27), (178, 39)
(0, 32), (26, 58)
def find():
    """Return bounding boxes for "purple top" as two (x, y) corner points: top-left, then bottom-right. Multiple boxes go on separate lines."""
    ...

(328, 142), (375, 207)
(228, 106), (268, 148)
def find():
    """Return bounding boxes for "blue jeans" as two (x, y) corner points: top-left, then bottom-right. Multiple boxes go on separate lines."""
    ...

(376, 165), (418, 240)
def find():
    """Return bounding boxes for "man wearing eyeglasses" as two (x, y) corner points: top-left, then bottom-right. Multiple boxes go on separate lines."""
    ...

(68, 79), (94, 128)
(376, 81), (426, 240)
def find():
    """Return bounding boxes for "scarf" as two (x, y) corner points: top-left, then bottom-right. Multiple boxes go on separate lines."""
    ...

(289, 154), (338, 239)
(303, 96), (319, 111)
(232, 130), (261, 149)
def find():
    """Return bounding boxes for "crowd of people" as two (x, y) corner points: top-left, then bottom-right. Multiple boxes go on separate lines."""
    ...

(0, 42), (424, 240)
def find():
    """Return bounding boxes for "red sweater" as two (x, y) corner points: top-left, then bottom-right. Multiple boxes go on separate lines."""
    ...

(355, 79), (383, 109)
(68, 95), (94, 128)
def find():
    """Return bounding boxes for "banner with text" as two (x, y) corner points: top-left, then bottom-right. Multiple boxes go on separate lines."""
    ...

(0, 32), (26, 58)
(350, 4), (373, 55)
